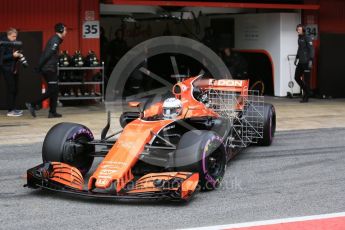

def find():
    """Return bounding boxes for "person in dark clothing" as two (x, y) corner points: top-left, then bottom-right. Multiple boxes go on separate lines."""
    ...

(107, 29), (128, 76)
(222, 47), (248, 79)
(294, 24), (314, 103)
(0, 28), (23, 117)
(26, 23), (67, 118)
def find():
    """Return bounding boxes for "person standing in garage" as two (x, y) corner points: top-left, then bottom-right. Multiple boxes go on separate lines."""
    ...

(26, 23), (67, 118)
(294, 24), (314, 103)
(0, 28), (24, 117)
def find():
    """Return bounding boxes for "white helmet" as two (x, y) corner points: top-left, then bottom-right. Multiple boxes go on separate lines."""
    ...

(162, 98), (183, 119)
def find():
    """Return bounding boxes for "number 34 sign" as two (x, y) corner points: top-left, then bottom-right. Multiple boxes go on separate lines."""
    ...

(83, 21), (100, 39)
(305, 24), (318, 40)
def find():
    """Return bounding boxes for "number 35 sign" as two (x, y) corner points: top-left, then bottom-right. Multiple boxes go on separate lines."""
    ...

(83, 21), (100, 39)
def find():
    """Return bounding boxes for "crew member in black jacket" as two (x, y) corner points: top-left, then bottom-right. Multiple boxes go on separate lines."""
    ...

(294, 24), (314, 103)
(0, 28), (24, 117)
(26, 23), (67, 118)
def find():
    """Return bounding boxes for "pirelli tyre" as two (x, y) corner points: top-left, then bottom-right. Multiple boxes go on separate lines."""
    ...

(174, 130), (226, 191)
(42, 122), (95, 175)
(257, 103), (276, 146)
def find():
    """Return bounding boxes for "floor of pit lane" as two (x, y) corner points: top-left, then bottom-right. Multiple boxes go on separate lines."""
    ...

(0, 128), (345, 230)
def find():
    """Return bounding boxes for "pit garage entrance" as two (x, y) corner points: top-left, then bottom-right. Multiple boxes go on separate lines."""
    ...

(100, 0), (320, 97)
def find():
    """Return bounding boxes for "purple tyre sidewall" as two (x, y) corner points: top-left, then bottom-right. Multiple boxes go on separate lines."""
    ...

(201, 135), (224, 188)
(65, 126), (94, 174)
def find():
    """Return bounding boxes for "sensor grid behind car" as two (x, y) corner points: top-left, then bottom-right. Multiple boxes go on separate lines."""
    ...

(207, 89), (264, 147)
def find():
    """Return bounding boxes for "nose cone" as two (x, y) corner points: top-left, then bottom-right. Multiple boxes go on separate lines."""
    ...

(95, 178), (112, 189)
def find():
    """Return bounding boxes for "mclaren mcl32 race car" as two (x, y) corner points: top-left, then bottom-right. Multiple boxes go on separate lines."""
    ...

(25, 75), (276, 202)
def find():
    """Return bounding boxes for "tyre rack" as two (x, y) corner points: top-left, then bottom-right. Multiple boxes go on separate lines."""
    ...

(57, 63), (104, 102)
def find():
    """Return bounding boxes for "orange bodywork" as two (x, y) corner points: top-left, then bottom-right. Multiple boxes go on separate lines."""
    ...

(128, 172), (199, 198)
(197, 78), (249, 92)
(26, 76), (255, 200)
(88, 119), (174, 192)
(180, 172), (199, 199)
(128, 101), (141, 107)
(49, 162), (84, 191)
(88, 76), (249, 193)
(143, 101), (163, 118)
(173, 77), (220, 118)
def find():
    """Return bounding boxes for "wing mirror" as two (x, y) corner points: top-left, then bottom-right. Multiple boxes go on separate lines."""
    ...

(128, 101), (141, 108)
(128, 101), (144, 118)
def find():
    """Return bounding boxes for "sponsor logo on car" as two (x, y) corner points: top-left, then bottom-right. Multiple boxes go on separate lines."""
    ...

(210, 79), (244, 87)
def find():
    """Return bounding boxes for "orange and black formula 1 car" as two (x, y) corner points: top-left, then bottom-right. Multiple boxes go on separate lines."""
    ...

(25, 75), (276, 201)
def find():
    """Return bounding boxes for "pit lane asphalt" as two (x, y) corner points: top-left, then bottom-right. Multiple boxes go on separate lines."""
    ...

(1, 128), (345, 230)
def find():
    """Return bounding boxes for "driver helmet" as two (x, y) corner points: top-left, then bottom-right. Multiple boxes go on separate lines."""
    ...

(162, 98), (183, 119)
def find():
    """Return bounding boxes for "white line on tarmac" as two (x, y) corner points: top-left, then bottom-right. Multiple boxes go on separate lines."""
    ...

(179, 212), (345, 230)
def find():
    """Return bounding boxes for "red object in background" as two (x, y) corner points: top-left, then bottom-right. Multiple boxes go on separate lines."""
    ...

(41, 82), (49, 109)
(0, 0), (100, 58)
(2, 0), (344, 96)
(303, 0), (345, 90)
(319, 0), (345, 34)
(223, 215), (345, 230)
(302, 10), (319, 90)
(310, 39), (319, 90)
(110, 0), (320, 10)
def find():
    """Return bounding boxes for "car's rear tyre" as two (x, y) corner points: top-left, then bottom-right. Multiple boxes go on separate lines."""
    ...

(174, 130), (226, 191)
(42, 122), (95, 175)
(257, 103), (276, 146)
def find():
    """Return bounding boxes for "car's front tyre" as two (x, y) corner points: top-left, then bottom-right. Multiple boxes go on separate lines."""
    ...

(174, 130), (226, 191)
(42, 122), (95, 175)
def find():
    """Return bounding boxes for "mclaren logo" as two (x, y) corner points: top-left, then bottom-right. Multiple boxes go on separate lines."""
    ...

(210, 79), (243, 87)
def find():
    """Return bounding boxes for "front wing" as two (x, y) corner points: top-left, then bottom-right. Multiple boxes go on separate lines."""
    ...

(25, 162), (199, 201)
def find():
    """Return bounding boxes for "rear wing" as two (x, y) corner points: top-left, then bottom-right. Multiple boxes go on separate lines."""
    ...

(196, 79), (250, 111)
(196, 79), (249, 93)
